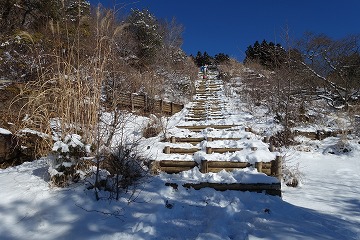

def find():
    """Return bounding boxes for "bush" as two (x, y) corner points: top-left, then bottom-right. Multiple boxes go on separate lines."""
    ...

(48, 134), (92, 187)
(270, 129), (297, 148)
(103, 145), (148, 200)
(143, 122), (161, 138)
(143, 114), (169, 139)
(282, 162), (302, 188)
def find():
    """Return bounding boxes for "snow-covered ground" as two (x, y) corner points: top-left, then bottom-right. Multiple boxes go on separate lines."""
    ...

(0, 74), (359, 239)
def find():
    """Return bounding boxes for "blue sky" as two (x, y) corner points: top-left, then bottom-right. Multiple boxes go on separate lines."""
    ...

(89, 0), (360, 61)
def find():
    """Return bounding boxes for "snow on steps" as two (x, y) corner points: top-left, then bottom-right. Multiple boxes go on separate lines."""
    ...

(151, 158), (282, 177)
(151, 75), (282, 196)
(177, 124), (240, 132)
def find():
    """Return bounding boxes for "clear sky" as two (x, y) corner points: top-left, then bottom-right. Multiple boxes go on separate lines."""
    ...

(89, 0), (360, 61)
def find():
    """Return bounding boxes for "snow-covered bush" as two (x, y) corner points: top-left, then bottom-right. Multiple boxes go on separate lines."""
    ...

(51, 134), (91, 163)
(323, 138), (353, 155)
(143, 122), (161, 139)
(48, 134), (92, 187)
(282, 162), (302, 187)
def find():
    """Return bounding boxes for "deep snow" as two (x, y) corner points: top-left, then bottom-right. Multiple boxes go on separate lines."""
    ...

(0, 74), (359, 240)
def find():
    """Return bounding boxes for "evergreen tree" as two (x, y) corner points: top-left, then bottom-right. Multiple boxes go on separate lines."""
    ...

(125, 8), (163, 67)
(245, 45), (254, 60)
(64, 0), (91, 23)
(193, 51), (213, 66)
(244, 39), (286, 69)
(215, 53), (230, 64)
(194, 51), (204, 67)
(202, 51), (212, 65)
(253, 41), (261, 59)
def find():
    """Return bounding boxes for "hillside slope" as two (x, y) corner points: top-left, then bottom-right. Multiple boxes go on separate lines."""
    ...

(0, 73), (359, 240)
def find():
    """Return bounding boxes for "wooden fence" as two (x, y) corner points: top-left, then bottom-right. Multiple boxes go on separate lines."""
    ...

(293, 129), (352, 140)
(116, 93), (184, 115)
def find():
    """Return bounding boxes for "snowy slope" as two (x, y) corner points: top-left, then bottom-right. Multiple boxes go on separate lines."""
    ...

(0, 74), (359, 240)
(1, 152), (359, 240)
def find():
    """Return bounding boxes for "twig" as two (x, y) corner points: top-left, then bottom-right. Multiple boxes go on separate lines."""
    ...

(75, 203), (124, 220)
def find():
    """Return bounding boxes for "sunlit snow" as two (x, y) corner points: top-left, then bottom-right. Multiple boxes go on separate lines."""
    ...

(0, 73), (359, 240)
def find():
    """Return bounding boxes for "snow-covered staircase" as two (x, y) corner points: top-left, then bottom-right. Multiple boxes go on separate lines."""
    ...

(185, 74), (226, 121)
(150, 71), (282, 196)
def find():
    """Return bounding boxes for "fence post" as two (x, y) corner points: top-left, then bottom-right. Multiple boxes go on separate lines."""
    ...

(274, 155), (282, 180)
(201, 160), (208, 173)
(160, 99), (163, 114)
(245, 127), (252, 132)
(144, 94), (148, 113)
(150, 161), (160, 175)
(269, 144), (275, 152)
(255, 162), (263, 173)
(131, 93), (134, 112)
(164, 146), (171, 154)
(171, 102), (174, 115)
(206, 147), (212, 154)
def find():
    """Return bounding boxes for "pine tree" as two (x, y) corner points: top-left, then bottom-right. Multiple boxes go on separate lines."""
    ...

(64, 0), (90, 23)
(214, 53), (230, 64)
(244, 40), (286, 70)
(245, 45), (254, 60)
(126, 8), (163, 67)
(194, 51), (204, 67)
(202, 51), (212, 65)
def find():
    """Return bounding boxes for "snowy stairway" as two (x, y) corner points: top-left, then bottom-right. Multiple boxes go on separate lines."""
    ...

(151, 73), (282, 196)
(154, 130), (282, 196)
(185, 77), (226, 121)
(155, 132), (282, 196)
(158, 76), (281, 176)
(159, 134), (282, 176)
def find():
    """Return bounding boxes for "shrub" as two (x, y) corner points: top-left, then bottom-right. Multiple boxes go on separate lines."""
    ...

(143, 114), (169, 139)
(270, 129), (297, 148)
(48, 134), (92, 187)
(103, 145), (148, 200)
(282, 162), (302, 188)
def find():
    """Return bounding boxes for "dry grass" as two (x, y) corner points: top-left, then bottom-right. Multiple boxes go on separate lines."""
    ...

(11, 7), (122, 150)
(217, 58), (245, 81)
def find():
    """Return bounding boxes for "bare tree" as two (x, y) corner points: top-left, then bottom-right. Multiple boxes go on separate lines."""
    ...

(297, 33), (360, 109)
